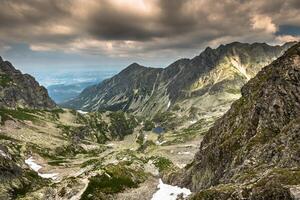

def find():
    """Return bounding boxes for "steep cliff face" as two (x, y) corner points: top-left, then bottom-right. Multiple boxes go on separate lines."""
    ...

(64, 42), (294, 122)
(0, 57), (56, 109)
(175, 43), (300, 199)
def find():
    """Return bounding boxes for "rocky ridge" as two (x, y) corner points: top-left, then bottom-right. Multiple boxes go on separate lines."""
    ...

(64, 42), (295, 125)
(170, 42), (300, 199)
(0, 56), (56, 109)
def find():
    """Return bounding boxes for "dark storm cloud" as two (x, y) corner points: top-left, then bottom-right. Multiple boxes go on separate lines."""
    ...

(87, 0), (156, 41)
(86, 0), (199, 41)
(0, 0), (70, 28)
(0, 0), (299, 58)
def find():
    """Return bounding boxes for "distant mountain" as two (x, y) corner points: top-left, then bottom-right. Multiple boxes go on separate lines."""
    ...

(64, 42), (295, 124)
(0, 57), (56, 109)
(171, 42), (300, 199)
(63, 63), (163, 111)
(47, 81), (98, 103)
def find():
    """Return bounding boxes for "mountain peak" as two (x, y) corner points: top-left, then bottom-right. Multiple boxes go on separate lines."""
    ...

(121, 62), (146, 73)
(128, 62), (143, 68)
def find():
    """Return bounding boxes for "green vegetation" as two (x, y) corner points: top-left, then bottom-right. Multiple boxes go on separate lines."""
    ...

(26, 143), (58, 160)
(191, 184), (236, 200)
(0, 108), (37, 124)
(164, 119), (210, 145)
(0, 74), (13, 87)
(109, 111), (138, 140)
(80, 158), (102, 168)
(136, 131), (145, 146)
(143, 120), (155, 131)
(138, 140), (156, 152)
(151, 156), (174, 172)
(47, 108), (65, 121)
(172, 104), (181, 111)
(152, 111), (178, 130)
(153, 111), (173, 124)
(255, 168), (300, 187)
(0, 134), (18, 141)
(81, 164), (147, 200)
(0, 108), (65, 124)
(47, 158), (68, 166)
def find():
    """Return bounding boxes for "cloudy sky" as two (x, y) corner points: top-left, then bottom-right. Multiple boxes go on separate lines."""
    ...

(0, 0), (300, 73)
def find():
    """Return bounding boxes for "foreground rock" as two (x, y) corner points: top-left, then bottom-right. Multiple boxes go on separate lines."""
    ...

(171, 43), (300, 199)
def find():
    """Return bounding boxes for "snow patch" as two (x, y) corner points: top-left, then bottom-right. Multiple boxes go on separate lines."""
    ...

(77, 110), (88, 114)
(25, 157), (58, 180)
(177, 151), (192, 155)
(176, 163), (187, 169)
(189, 120), (197, 124)
(25, 157), (42, 171)
(151, 179), (191, 200)
(39, 173), (59, 179)
(167, 101), (171, 109)
(156, 140), (167, 145)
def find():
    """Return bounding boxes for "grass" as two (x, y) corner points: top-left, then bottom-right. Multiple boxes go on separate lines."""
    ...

(108, 111), (137, 140)
(151, 156), (173, 172)
(81, 164), (147, 199)
(47, 158), (68, 166)
(80, 158), (102, 168)
(0, 108), (37, 124)
(0, 74), (13, 87)
(0, 134), (18, 141)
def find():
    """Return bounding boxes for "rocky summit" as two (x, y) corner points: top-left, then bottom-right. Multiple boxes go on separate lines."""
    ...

(0, 57), (56, 109)
(170, 42), (300, 199)
(64, 42), (295, 129)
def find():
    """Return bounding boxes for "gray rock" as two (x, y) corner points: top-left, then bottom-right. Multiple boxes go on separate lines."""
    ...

(0, 57), (56, 109)
(173, 42), (300, 199)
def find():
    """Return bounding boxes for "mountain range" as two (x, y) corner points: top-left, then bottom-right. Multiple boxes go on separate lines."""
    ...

(63, 42), (295, 129)
(0, 41), (299, 200)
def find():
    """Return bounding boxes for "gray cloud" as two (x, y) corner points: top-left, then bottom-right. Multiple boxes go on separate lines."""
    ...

(0, 0), (299, 60)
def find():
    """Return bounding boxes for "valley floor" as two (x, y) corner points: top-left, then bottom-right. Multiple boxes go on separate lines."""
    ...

(0, 109), (203, 200)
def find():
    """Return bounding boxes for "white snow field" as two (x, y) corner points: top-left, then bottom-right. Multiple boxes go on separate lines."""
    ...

(25, 157), (58, 180)
(151, 179), (191, 200)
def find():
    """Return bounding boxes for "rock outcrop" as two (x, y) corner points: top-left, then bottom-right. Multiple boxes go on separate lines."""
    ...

(173, 42), (300, 199)
(0, 57), (56, 109)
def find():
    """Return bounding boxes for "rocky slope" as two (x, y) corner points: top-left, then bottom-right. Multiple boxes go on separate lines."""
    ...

(64, 42), (294, 124)
(65, 63), (162, 112)
(0, 56), (56, 109)
(170, 42), (300, 199)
